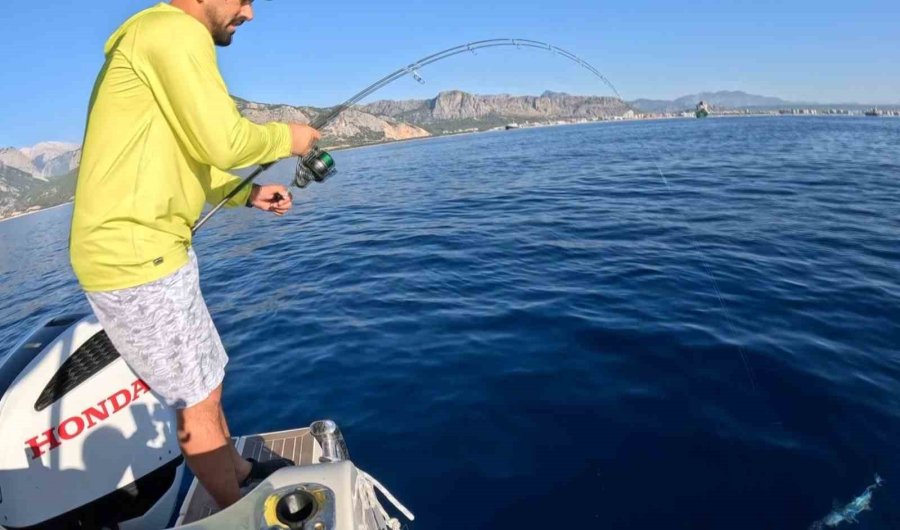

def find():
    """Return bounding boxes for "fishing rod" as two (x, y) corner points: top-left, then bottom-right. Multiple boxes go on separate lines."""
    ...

(192, 38), (619, 233)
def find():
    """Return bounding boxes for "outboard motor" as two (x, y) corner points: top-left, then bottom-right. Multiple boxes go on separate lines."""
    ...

(0, 315), (184, 530)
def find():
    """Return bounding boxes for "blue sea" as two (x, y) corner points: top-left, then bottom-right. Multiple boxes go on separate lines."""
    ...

(1, 116), (898, 529)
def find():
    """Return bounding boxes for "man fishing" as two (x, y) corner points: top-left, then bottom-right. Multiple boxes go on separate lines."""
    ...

(69, 0), (318, 508)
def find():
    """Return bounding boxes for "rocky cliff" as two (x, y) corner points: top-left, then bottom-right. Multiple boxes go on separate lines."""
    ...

(0, 164), (38, 216)
(364, 90), (630, 132)
(0, 143), (81, 218)
(0, 147), (44, 180)
(234, 98), (431, 148)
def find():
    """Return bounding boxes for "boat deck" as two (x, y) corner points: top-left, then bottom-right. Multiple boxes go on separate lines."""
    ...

(175, 427), (321, 526)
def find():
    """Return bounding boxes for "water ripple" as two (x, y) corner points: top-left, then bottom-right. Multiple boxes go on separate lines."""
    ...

(1, 117), (898, 529)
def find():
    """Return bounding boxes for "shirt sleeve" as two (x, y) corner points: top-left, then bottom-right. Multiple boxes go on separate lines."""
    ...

(131, 15), (292, 170)
(205, 167), (254, 207)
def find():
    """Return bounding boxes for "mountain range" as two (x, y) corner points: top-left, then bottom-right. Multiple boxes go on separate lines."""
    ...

(235, 90), (630, 146)
(629, 90), (899, 113)
(0, 142), (80, 218)
(630, 91), (790, 113)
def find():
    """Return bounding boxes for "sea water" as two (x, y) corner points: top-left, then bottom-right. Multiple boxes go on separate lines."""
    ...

(1, 116), (898, 529)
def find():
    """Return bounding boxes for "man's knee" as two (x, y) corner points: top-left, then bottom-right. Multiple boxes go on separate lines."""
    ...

(176, 386), (225, 447)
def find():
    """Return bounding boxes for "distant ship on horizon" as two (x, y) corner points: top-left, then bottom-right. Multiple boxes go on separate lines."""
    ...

(864, 108), (882, 117)
(696, 101), (710, 119)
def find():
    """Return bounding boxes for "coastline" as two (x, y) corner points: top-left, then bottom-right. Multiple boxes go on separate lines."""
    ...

(0, 201), (72, 224)
(2, 113), (890, 222)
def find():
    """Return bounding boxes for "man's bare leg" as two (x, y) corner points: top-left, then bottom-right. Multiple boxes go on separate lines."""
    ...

(176, 385), (241, 508)
(217, 405), (252, 484)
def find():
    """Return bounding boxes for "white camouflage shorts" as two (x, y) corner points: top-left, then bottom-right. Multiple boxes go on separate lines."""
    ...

(85, 248), (228, 409)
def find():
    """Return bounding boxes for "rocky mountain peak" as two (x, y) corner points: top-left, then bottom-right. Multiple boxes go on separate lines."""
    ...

(20, 141), (80, 163)
(1, 142), (83, 181)
(0, 148), (42, 180)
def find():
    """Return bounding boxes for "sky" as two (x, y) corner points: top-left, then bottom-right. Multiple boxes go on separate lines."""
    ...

(2, 0), (898, 147)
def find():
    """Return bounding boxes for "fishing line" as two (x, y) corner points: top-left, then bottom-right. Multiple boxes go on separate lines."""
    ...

(644, 154), (758, 390)
(194, 38), (757, 390)
(657, 181), (758, 390)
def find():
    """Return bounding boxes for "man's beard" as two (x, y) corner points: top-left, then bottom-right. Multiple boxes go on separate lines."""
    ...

(206, 11), (241, 47)
(212, 26), (234, 47)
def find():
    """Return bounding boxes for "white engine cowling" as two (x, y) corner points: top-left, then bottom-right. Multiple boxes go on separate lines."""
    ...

(0, 314), (184, 530)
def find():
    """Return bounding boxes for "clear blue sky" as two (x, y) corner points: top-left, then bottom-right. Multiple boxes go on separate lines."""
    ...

(2, 0), (898, 147)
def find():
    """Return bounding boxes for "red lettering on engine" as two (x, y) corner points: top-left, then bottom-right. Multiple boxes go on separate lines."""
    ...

(132, 379), (150, 401)
(83, 400), (110, 429)
(25, 379), (152, 460)
(26, 429), (61, 459)
(57, 416), (85, 440)
(108, 389), (132, 414)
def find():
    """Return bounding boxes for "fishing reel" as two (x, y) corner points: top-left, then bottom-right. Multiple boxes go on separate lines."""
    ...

(294, 147), (336, 189)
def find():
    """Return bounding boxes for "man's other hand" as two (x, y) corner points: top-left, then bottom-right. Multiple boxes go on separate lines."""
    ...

(249, 184), (293, 216)
(289, 124), (321, 156)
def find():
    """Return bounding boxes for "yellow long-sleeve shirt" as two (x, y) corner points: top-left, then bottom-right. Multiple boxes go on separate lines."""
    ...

(70, 3), (292, 292)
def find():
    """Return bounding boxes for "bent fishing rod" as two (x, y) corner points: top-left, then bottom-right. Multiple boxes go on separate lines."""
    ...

(192, 38), (619, 233)
(191, 37), (759, 390)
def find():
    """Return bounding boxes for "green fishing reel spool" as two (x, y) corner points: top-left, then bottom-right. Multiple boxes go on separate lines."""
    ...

(294, 147), (336, 189)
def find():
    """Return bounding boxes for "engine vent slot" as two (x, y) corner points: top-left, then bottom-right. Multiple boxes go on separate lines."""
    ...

(34, 331), (121, 412)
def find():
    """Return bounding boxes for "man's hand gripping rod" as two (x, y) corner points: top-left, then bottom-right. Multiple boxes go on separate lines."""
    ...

(193, 163), (272, 234)
(192, 145), (335, 234)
